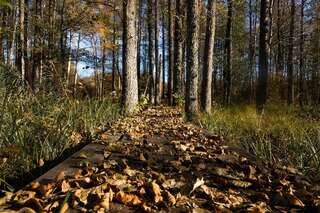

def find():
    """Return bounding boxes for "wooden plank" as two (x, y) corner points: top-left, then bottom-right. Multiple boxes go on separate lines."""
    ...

(31, 143), (105, 185)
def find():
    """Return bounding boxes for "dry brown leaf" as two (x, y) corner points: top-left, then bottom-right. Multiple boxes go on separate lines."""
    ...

(190, 177), (205, 195)
(151, 181), (163, 203)
(73, 189), (90, 205)
(39, 183), (54, 197)
(139, 153), (147, 161)
(165, 190), (176, 206)
(60, 180), (70, 193)
(246, 202), (267, 213)
(29, 182), (40, 190)
(288, 195), (305, 207)
(100, 193), (110, 210)
(115, 191), (142, 206)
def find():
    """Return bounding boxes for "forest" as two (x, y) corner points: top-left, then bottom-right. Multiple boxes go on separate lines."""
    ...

(0, 0), (319, 212)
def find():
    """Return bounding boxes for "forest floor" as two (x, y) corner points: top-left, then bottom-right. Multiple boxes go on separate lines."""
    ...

(1, 106), (320, 212)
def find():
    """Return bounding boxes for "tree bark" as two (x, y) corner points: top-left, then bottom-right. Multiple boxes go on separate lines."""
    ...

(173, 0), (183, 106)
(223, 0), (233, 105)
(287, 0), (295, 105)
(122, 0), (139, 114)
(185, 0), (200, 121)
(162, 9), (166, 99)
(256, 0), (269, 113)
(299, 0), (305, 107)
(200, 0), (216, 113)
(154, 0), (161, 105)
(167, 0), (173, 105)
(148, 0), (155, 103)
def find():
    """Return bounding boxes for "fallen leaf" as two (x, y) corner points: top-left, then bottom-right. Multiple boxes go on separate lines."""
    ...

(60, 180), (70, 193)
(151, 181), (163, 203)
(246, 202), (267, 213)
(165, 190), (176, 206)
(190, 177), (205, 195)
(116, 191), (142, 206)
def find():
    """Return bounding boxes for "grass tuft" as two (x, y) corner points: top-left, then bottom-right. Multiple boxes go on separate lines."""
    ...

(201, 105), (320, 174)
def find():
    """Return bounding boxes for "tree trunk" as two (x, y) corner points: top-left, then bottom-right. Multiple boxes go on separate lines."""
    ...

(148, 0), (155, 103)
(162, 10), (166, 99)
(137, 0), (143, 98)
(276, 0), (284, 100)
(299, 0), (305, 107)
(167, 0), (173, 105)
(173, 0), (183, 105)
(154, 0), (161, 105)
(112, 3), (117, 92)
(256, 0), (269, 113)
(185, 0), (200, 121)
(223, 0), (233, 105)
(122, 0), (139, 114)
(287, 0), (295, 105)
(200, 0), (216, 113)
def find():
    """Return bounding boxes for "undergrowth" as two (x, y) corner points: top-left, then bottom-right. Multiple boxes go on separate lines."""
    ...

(201, 105), (320, 175)
(0, 66), (120, 190)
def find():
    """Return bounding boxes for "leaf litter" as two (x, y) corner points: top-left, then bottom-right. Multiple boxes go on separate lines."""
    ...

(1, 106), (320, 212)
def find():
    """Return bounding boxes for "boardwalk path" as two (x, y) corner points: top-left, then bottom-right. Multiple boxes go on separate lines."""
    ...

(1, 106), (320, 212)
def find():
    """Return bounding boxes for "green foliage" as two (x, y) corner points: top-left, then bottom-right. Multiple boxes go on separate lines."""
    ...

(0, 67), (120, 190)
(201, 105), (320, 174)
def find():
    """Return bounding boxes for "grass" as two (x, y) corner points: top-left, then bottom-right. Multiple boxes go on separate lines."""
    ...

(0, 67), (121, 191)
(201, 105), (320, 175)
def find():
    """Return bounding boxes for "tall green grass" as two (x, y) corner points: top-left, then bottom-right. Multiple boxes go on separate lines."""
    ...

(0, 66), (120, 190)
(201, 105), (320, 174)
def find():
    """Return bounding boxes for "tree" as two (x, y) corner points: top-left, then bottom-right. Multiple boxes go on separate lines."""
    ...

(173, 0), (183, 106)
(122, 0), (139, 114)
(167, 0), (173, 105)
(287, 0), (295, 105)
(185, 0), (199, 121)
(148, 0), (155, 103)
(256, 0), (269, 113)
(223, 0), (233, 105)
(200, 0), (216, 113)
(154, 0), (161, 105)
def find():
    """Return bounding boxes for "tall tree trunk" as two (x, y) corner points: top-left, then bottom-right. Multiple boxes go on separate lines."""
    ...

(223, 0), (233, 105)
(167, 0), (173, 105)
(148, 0), (155, 103)
(185, 0), (199, 121)
(299, 0), (305, 107)
(162, 10), (166, 99)
(137, 0), (143, 98)
(256, 0), (269, 113)
(311, 3), (320, 104)
(154, 0), (161, 105)
(287, 0), (295, 105)
(248, 0), (257, 103)
(112, 3), (117, 92)
(173, 0), (183, 106)
(122, 0), (139, 114)
(200, 0), (216, 113)
(276, 0), (284, 100)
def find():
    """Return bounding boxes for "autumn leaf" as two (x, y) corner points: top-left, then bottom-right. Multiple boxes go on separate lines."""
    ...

(115, 191), (142, 206)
